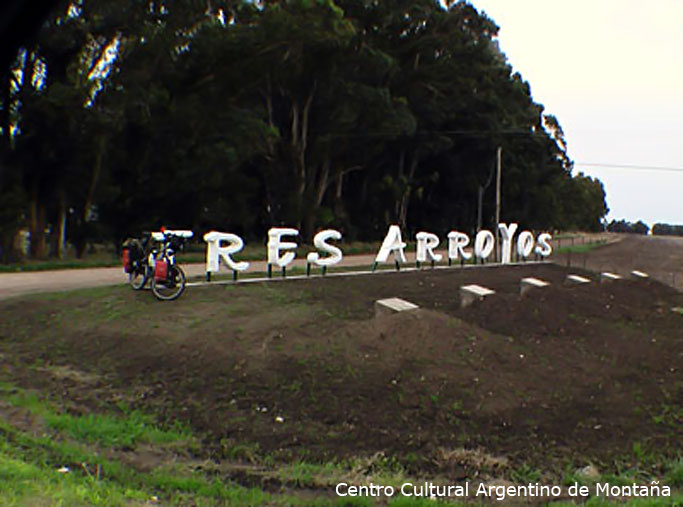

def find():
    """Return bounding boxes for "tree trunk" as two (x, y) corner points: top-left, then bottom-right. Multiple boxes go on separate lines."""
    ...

(332, 173), (347, 230)
(333, 172), (345, 216)
(398, 153), (418, 229)
(83, 136), (105, 223)
(290, 98), (306, 228)
(314, 156), (330, 209)
(300, 156), (331, 241)
(56, 199), (67, 259)
(262, 79), (279, 224)
(28, 193), (47, 259)
(1, 74), (11, 151)
(477, 185), (484, 232)
(291, 83), (317, 234)
(476, 153), (497, 232)
(394, 149), (406, 221)
(74, 227), (87, 259)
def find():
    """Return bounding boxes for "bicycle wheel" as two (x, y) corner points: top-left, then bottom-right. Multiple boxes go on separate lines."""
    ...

(128, 262), (149, 290)
(151, 265), (186, 301)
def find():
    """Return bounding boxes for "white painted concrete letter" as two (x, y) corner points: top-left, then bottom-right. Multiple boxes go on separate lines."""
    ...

(497, 223), (518, 264)
(517, 231), (535, 258)
(534, 233), (553, 257)
(416, 232), (442, 263)
(306, 229), (343, 267)
(474, 230), (495, 260)
(447, 231), (472, 261)
(203, 231), (250, 273)
(375, 225), (407, 264)
(267, 227), (299, 267)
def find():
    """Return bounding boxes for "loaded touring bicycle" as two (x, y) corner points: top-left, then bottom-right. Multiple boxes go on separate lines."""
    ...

(122, 229), (193, 301)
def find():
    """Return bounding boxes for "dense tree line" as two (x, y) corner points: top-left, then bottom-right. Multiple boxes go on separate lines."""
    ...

(607, 220), (650, 235)
(0, 0), (608, 261)
(651, 223), (683, 237)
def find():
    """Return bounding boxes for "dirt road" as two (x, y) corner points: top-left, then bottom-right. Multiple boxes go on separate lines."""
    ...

(554, 234), (683, 291)
(0, 255), (382, 301)
(1, 233), (680, 300)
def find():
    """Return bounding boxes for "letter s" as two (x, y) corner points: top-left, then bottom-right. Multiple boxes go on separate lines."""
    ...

(534, 233), (553, 257)
(307, 229), (343, 266)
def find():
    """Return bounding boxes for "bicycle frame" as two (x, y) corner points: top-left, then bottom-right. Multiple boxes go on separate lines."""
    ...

(150, 230), (193, 300)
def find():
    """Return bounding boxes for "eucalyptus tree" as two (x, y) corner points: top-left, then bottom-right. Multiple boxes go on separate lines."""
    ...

(88, 0), (246, 242)
(182, 0), (416, 239)
(336, 0), (508, 235)
(0, 0), (140, 258)
(0, 0), (610, 259)
(4, 3), (98, 258)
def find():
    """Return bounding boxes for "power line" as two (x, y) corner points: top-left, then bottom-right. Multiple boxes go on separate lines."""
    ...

(318, 128), (683, 173)
(574, 163), (683, 173)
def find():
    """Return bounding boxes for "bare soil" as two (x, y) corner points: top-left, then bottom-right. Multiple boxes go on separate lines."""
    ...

(0, 255), (681, 488)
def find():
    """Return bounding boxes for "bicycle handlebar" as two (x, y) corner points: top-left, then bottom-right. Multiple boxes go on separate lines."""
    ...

(151, 230), (193, 242)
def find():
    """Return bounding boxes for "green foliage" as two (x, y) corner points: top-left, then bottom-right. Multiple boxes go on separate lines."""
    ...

(559, 173), (609, 231)
(509, 462), (542, 483)
(1, 0), (610, 259)
(0, 450), (150, 506)
(652, 223), (683, 236)
(666, 457), (683, 487)
(0, 384), (312, 505)
(608, 219), (650, 235)
(557, 239), (608, 254)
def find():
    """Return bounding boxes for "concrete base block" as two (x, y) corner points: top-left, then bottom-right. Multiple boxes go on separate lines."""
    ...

(460, 284), (495, 308)
(600, 272), (621, 283)
(520, 277), (549, 296)
(375, 297), (419, 317)
(566, 274), (591, 285)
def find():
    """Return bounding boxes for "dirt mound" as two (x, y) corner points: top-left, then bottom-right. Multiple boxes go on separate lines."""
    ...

(0, 263), (681, 475)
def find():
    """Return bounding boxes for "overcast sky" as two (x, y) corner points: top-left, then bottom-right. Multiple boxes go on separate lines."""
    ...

(470, 0), (683, 226)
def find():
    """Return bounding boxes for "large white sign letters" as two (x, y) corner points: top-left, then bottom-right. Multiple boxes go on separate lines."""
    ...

(202, 223), (552, 276)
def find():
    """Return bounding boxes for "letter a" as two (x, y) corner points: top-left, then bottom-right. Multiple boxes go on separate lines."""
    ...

(375, 225), (407, 264)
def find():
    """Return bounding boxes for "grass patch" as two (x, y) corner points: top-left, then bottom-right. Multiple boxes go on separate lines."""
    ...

(0, 383), (680, 505)
(43, 410), (189, 448)
(0, 384), (330, 505)
(5, 388), (190, 449)
(554, 497), (683, 507)
(666, 458), (683, 487)
(0, 448), (150, 506)
(557, 240), (608, 254)
(510, 463), (542, 483)
(0, 419), (285, 505)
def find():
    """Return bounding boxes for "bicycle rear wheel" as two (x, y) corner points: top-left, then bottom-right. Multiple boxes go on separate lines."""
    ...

(151, 265), (186, 301)
(128, 262), (149, 290)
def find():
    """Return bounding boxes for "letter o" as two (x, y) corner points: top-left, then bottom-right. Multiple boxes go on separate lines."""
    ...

(475, 230), (495, 260)
(517, 231), (534, 258)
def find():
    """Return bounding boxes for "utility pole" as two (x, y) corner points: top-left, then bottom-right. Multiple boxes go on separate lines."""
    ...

(495, 146), (502, 261)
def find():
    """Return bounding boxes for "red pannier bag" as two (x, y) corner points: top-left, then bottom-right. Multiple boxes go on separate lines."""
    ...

(122, 248), (133, 273)
(154, 260), (169, 282)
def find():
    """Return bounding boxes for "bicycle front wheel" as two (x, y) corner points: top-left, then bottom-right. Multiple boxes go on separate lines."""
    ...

(151, 265), (186, 301)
